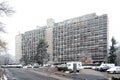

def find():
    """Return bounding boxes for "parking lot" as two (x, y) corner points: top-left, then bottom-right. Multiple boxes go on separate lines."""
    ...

(102, 71), (120, 78)
(80, 69), (120, 78)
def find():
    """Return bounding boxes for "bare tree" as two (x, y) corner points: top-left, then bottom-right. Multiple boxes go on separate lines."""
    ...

(0, 1), (14, 52)
(0, 40), (7, 51)
(80, 53), (93, 64)
(0, 1), (15, 16)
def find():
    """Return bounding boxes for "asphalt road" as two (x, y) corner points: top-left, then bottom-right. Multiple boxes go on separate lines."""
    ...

(32, 68), (107, 80)
(71, 74), (107, 80)
(70, 69), (107, 80)
(4, 68), (118, 80)
(5, 68), (58, 80)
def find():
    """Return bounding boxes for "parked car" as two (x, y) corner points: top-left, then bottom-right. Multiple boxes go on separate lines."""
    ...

(92, 66), (99, 70)
(99, 66), (110, 72)
(1, 64), (23, 68)
(32, 63), (39, 68)
(23, 64), (33, 68)
(107, 66), (120, 74)
(83, 66), (92, 69)
(97, 63), (115, 71)
(43, 64), (51, 67)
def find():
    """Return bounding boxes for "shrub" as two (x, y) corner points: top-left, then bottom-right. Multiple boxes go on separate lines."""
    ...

(57, 67), (68, 72)
(111, 76), (120, 80)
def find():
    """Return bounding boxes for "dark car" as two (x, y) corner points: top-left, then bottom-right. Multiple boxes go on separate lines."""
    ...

(99, 66), (110, 72)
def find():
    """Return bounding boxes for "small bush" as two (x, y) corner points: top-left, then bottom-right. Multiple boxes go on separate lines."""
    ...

(111, 76), (120, 80)
(57, 67), (68, 72)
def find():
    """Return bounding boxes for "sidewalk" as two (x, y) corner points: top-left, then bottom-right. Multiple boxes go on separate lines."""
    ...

(30, 68), (72, 80)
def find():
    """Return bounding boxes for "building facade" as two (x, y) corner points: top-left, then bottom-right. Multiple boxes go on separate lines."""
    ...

(116, 46), (120, 66)
(15, 33), (23, 64)
(21, 27), (46, 64)
(15, 13), (108, 64)
(53, 13), (108, 64)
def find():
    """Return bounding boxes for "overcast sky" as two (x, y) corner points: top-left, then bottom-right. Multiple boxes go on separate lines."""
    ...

(0, 0), (120, 56)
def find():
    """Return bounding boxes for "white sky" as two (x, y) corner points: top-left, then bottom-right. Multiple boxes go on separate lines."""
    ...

(0, 0), (120, 56)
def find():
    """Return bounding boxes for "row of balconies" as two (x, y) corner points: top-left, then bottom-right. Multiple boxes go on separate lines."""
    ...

(53, 22), (106, 33)
(53, 41), (107, 46)
(53, 26), (106, 35)
(53, 31), (106, 39)
(54, 19), (106, 28)
(53, 49), (106, 54)
(53, 28), (106, 37)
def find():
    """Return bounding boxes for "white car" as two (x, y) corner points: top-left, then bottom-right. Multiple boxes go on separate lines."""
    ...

(23, 65), (33, 68)
(107, 66), (120, 74)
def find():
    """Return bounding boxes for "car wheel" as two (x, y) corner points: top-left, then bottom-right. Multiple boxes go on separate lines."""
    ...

(113, 71), (116, 74)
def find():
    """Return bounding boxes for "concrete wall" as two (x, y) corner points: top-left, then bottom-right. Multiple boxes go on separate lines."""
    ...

(45, 18), (54, 64)
(15, 34), (22, 64)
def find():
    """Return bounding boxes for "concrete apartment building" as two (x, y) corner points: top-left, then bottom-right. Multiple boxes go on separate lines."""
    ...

(15, 33), (23, 64)
(53, 13), (108, 64)
(116, 46), (120, 66)
(15, 19), (54, 64)
(21, 27), (46, 64)
(15, 13), (108, 64)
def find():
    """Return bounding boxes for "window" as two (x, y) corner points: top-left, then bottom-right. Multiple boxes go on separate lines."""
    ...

(67, 64), (71, 66)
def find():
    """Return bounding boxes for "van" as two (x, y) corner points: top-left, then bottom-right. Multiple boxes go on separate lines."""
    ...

(66, 61), (82, 72)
